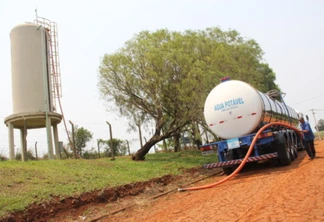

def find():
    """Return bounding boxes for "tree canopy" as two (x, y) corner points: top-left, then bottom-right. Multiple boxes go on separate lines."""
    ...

(69, 126), (93, 157)
(98, 27), (279, 160)
(98, 138), (128, 157)
(317, 119), (324, 131)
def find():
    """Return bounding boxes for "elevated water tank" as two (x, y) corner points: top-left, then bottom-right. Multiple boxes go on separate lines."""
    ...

(10, 23), (53, 114)
(5, 18), (63, 161)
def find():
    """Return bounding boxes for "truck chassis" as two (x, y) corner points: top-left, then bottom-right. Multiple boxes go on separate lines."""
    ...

(200, 129), (304, 175)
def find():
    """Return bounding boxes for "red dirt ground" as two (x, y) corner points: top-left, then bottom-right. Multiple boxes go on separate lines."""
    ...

(2, 141), (324, 222)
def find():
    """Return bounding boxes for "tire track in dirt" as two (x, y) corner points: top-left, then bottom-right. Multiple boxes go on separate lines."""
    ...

(105, 141), (324, 222)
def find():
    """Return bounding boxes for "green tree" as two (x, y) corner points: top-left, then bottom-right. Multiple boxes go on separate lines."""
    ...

(15, 149), (36, 161)
(101, 138), (127, 157)
(98, 27), (277, 160)
(0, 154), (7, 161)
(317, 119), (324, 131)
(69, 126), (93, 157)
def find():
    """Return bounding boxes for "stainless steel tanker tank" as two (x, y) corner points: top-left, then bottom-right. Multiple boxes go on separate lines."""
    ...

(204, 80), (299, 139)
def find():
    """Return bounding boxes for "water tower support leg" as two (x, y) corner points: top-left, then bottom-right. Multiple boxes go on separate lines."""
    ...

(20, 128), (27, 161)
(53, 124), (61, 159)
(8, 122), (15, 160)
(46, 117), (54, 160)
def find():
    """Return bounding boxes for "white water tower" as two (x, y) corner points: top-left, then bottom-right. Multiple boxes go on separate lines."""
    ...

(4, 16), (63, 161)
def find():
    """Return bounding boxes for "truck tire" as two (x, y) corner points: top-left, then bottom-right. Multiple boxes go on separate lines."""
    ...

(286, 135), (295, 162)
(223, 167), (235, 175)
(278, 142), (292, 166)
(297, 138), (305, 151)
(293, 145), (298, 159)
(287, 136), (296, 161)
(275, 133), (292, 166)
(292, 134), (299, 159)
(222, 150), (237, 175)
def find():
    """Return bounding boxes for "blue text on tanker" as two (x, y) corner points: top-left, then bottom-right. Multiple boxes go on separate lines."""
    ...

(214, 98), (244, 111)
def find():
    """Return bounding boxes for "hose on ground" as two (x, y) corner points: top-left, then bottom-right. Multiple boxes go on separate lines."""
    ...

(178, 122), (303, 192)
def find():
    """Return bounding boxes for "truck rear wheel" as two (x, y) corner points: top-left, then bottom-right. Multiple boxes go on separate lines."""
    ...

(222, 150), (237, 175)
(287, 136), (295, 161)
(292, 134), (298, 159)
(223, 167), (235, 175)
(277, 138), (292, 166)
(297, 138), (305, 151)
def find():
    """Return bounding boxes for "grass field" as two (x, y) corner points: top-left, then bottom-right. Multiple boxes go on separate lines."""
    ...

(315, 131), (324, 140)
(0, 150), (217, 217)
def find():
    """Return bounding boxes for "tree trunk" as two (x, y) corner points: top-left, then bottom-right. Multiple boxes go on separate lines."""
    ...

(132, 135), (161, 160)
(132, 113), (183, 160)
(133, 117), (165, 160)
(173, 132), (181, 152)
(192, 122), (202, 148)
(138, 124), (143, 148)
(161, 128), (168, 152)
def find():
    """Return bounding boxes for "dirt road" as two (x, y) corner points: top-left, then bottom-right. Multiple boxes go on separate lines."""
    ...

(103, 140), (324, 222)
(5, 141), (324, 222)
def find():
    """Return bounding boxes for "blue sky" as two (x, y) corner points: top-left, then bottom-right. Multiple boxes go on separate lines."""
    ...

(0, 0), (323, 157)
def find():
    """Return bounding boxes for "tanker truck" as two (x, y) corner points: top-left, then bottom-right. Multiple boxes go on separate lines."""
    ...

(200, 77), (304, 175)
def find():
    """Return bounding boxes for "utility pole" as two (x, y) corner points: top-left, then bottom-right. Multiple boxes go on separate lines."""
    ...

(106, 121), (115, 160)
(69, 120), (77, 159)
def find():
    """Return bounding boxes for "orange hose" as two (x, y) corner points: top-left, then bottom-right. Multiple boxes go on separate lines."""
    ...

(178, 122), (303, 192)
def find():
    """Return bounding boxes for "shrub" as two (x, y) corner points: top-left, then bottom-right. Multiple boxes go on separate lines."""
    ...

(0, 154), (7, 161)
(15, 149), (36, 161)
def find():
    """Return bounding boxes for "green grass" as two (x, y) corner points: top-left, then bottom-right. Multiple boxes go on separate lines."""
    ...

(315, 131), (324, 140)
(0, 150), (217, 217)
